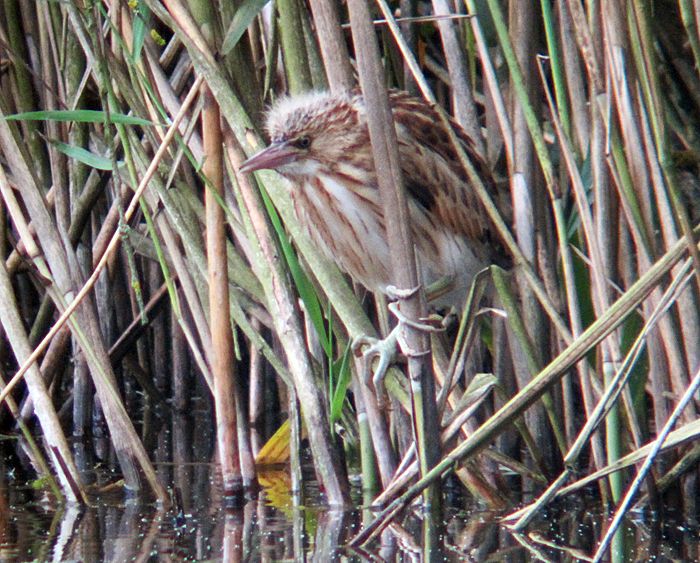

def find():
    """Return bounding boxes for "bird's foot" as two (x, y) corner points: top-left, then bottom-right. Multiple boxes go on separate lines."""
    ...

(384, 284), (422, 301)
(353, 287), (445, 397)
(353, 327), (400, 399)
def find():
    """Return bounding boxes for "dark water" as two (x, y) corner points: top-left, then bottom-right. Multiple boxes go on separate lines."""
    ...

(1, 467), (698, 563)
(1, 399), (698, 562)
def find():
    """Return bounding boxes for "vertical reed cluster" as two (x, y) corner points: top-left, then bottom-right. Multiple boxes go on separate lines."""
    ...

(0, 1), (699, 555)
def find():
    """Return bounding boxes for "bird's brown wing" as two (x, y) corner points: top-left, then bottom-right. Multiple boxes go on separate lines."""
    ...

(389, 92), (510, 266)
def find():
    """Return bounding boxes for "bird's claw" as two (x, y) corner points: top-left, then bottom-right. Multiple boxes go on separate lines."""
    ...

(384, 284), (421, 300)
(353, 329), (400, 396)
(386, 301), (445, 333)
(353, 301), (446, 397)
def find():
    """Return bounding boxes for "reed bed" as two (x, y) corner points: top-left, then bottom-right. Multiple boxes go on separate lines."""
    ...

(0, 0), (699, 558)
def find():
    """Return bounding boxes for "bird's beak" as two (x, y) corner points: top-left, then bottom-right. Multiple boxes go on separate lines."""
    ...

(239, 141), (297, 174)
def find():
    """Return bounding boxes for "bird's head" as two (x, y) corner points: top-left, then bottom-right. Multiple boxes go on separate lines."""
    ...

(239, 91), (371, 179)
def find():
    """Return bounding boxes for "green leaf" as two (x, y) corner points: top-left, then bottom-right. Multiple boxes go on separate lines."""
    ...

(131, 2), (149, 61)
(330, 343), (353, 424)
(3, 110), (160, 126)
(222, 0), (273, 55)
(48, 140), (115, 170)
(258, 186), (332, 357)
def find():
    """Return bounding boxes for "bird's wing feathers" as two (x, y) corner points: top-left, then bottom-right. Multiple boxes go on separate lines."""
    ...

(390, 92), (509, 264)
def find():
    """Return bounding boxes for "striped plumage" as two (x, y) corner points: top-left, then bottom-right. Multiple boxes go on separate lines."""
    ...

(240, 90), (507, 306)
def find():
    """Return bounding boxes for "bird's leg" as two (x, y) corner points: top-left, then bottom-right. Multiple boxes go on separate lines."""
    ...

(353, 285), (444, 396)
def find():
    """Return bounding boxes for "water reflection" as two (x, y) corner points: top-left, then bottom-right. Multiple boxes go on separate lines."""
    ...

(1, 478), (699, 563)
(0, 404), (698, 562)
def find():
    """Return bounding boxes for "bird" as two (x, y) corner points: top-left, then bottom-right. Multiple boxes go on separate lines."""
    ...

(239, 90), (509, 388)
(239, 89), (508, 305)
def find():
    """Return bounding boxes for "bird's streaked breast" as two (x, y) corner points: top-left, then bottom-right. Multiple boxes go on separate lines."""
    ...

(289, 172), (391, 293)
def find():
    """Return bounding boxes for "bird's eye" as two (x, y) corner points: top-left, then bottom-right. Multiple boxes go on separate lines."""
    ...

(294, 135), (312, 149)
